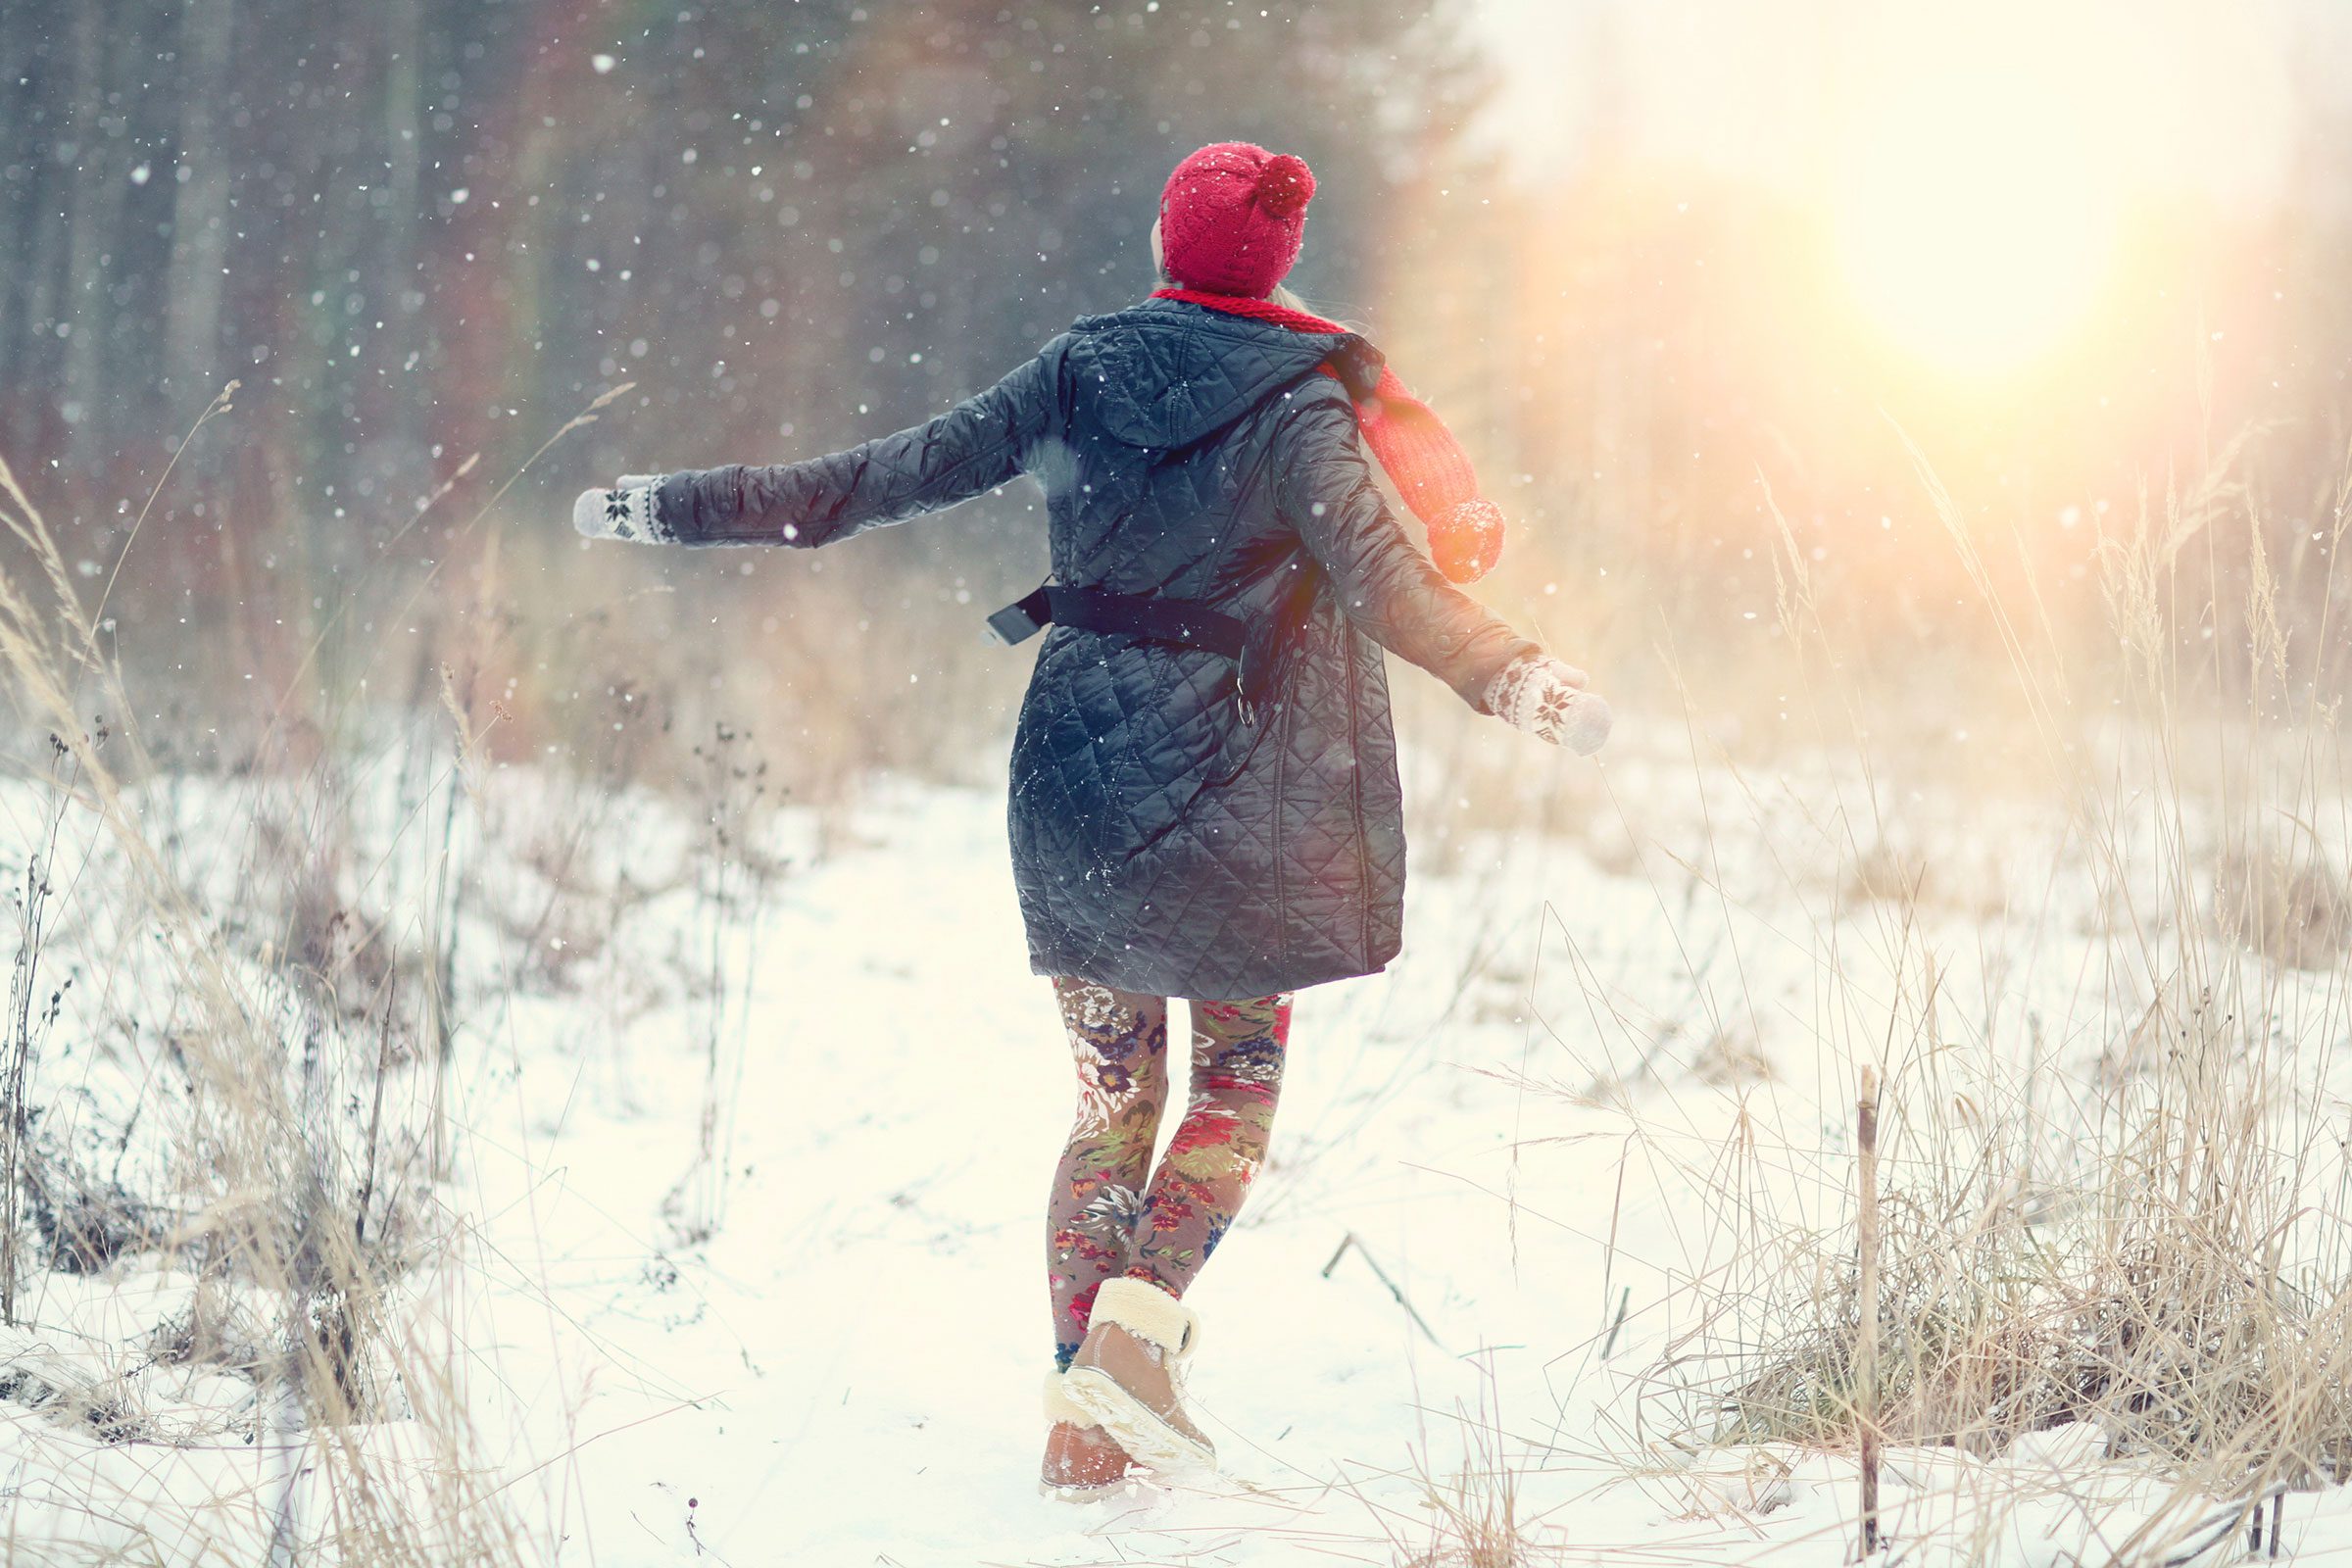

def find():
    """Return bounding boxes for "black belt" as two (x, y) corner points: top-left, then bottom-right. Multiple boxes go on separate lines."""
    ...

(986, 582), (1260, 718)
(986, 583), (1247, 661)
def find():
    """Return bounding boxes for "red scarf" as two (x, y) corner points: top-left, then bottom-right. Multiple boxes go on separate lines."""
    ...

(1151, 286), (1503, 583)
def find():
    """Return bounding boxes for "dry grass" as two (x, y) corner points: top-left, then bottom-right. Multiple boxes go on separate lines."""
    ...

(1596, 426), (2352, 1558)
(0, 416), (564, 1559)
(1381, 1364), (1566, 1568)
(2212, 841), (2352, 971)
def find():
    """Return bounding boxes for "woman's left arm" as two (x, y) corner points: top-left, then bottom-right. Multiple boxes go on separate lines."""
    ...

(579, 341), (1066, 548)
(1272, 388), (1540, 709)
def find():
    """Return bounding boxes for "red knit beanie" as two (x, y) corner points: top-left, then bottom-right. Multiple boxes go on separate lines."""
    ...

(1158, 141), (1315, 299)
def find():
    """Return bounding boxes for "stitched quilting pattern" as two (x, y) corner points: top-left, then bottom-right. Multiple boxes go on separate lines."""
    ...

(663, 298), (1536, 1000)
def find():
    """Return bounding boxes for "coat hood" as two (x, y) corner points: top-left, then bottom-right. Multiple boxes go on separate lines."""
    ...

(1065, 297), (1384, 449)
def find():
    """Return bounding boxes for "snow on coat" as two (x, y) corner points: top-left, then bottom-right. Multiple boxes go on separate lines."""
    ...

(657, 297), (1538, 999)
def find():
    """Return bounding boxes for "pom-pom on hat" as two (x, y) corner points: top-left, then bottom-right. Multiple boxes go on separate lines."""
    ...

(1158, 141), (1316, 300)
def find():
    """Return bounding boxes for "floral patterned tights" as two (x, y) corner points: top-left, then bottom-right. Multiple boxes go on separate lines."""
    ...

(1046, 977), (1294, 1370)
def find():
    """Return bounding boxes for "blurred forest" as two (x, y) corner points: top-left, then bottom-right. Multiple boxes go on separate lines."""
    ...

(4, 0), (2352, 786)
(0, 0), (1484, 488)
(0, 0), (1502, 778)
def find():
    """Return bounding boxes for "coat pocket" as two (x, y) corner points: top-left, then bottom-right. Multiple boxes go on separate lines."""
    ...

(1237, 558), (1327, 726)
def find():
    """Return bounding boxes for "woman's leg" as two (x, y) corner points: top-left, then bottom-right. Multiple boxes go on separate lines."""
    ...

(1056, 993), (1292, 1474)
(1046, 977), (1170, 1370)
(1124, 993), (1294, 1296)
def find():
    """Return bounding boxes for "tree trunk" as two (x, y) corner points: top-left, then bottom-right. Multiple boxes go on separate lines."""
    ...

(60, 0), (131, 480)
(9, 100), (71, 466)
(370, 0), (426, 497)
(0, 0), (36, 415)
(163, 0), (238, 418)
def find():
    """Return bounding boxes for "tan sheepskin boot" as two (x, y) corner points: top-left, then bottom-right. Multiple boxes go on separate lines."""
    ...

(1039, 1372), (1135, 1500)
(1060, 1277), (1214, 1473)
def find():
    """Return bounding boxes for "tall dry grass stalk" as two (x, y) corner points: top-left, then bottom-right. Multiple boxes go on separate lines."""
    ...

(662, 719), (785, 1248)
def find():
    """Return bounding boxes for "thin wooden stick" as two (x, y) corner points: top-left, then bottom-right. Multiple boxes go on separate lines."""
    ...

(1857, 1065), (1883, 1559)
(1600, 1284), (1632, 1361)
(1321, 1230), (1447, 1350)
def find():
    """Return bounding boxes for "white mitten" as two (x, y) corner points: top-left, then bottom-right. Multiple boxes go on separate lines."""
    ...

(1485, 652), (1612, 756)
(571, 473), (670, 542)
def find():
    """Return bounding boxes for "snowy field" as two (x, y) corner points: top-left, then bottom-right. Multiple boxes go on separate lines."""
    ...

(4, 703), (2350, 1567)
(1, 0), (2343, 1558)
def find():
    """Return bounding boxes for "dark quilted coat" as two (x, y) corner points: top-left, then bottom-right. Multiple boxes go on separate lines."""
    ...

(658, 297), (1538, 998)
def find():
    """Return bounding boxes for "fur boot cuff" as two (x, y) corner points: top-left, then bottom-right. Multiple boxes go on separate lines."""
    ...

(1089, 1277), (1200, 1358)
(1043, 1371), (1096, 1427)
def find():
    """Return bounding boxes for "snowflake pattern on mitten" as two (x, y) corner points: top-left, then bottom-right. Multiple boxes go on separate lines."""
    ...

(573, 475), (673, 543)
(1485, 652), (1612, 756)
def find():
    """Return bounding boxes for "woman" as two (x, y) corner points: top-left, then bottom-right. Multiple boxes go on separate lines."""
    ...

(572, 142), (1609, 1497)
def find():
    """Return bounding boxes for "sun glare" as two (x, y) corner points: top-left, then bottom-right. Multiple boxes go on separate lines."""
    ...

(1832, 55), (2120, 377)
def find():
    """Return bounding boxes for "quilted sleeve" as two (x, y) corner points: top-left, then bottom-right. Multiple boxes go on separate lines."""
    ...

(657, 337), (1067, 548)
(1272, 389), (1540, 711)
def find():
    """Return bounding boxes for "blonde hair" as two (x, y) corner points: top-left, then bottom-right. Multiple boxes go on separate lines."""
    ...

(1266, 282), (1313, 315)
(1153, 237), (1351, 329)
(1156, 265), (1326, 322)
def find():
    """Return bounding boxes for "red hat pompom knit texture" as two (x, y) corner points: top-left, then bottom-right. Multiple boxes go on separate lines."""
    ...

(1156, 142), (1504, 584)
(1252, 153), (1316, 219)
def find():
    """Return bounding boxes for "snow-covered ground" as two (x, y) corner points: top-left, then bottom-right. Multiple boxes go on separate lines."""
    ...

(3, 719), (2349, 1565)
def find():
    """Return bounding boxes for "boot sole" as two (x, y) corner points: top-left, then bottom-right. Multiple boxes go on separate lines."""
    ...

(1059, 1367), (1216, 1474)
(1038, 1474), (1132, 1502)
